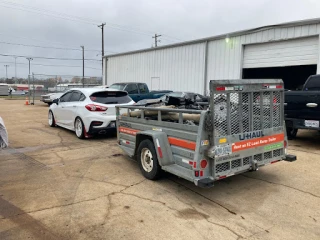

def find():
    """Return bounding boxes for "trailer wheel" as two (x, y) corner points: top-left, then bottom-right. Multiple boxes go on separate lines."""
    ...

(287, 127), (298, 140)
(137, 139), (162, 180)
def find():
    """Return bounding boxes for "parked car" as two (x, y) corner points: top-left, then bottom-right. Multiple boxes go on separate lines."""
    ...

(285, 75), (320, 139)
(109, 82), (171, 102)
(11, 90), (26, 96)
(48, 88), (135, 139)
(41, 92), (65, 105)
(0, 116), (8, 148)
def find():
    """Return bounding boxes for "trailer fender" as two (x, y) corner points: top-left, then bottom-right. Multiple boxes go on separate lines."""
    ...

(135, 131), (174, 166)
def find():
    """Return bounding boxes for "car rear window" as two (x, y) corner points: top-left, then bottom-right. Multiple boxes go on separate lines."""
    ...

(109, 84), (126, 90)
(89, 91), (132, 104)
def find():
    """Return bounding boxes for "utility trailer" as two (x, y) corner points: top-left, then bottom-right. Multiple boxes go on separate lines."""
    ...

(116, 80), (296, 188)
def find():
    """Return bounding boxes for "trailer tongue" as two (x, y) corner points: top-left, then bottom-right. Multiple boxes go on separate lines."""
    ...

(116, 79), (296, 188)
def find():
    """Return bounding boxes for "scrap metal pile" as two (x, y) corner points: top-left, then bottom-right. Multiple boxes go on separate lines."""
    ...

(136, 92), (209, 110)
(124, 93), (210, 125)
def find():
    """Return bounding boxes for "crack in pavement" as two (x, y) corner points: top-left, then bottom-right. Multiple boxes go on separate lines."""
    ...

(240, 175), (320, 198)
(0, 192), (119, 220)
(243, 226), (274, 239)
(174, 195), (243, 239)
(169, 179), (237, 215)
(64, 173), (129, 188)
(117, 189), (244, 239)
(54, 152), (66, 166)
(206, 219), (244, 239)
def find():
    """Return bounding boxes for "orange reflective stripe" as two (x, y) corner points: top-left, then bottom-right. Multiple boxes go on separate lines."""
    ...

(119, 127), (197, 150)
(119, 127), (139, 136)
(168, 137), (196, 151)
(232, 133), (285, 152)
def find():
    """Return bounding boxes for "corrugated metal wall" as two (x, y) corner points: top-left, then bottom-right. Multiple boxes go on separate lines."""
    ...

(106, 43), (206, 93)
(105, 22), (320, 95)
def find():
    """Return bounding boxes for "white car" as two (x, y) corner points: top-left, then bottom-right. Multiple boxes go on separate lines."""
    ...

(41, 92), (65, 105)
(48, 88), (135, 139)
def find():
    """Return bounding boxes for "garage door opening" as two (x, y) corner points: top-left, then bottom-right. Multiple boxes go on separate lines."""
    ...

(242, 65), (317, 90)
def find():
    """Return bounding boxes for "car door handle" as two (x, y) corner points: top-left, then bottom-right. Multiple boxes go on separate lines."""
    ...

(306, 103), (318, 108)
(73, 106), (76, 107)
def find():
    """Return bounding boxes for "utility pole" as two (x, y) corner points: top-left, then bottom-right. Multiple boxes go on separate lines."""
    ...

(26, 57), (33, 76)
(4, 65), (9, 80)
(152, 34), (162, 47)
(98, 23), (106, 76)
(14, 57), (17, 83)
(26, 57), (33, 102)
(81, 46), (84, 87)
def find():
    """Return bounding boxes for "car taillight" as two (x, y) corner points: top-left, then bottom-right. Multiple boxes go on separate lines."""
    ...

(85, 104), (108, 111)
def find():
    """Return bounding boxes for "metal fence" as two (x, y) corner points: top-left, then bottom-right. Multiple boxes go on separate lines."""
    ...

(24, 73), (103, 105)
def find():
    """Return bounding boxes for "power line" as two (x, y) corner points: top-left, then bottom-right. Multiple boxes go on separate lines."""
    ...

(0, 40), (117, 53)
(0, 32), (93, 50)
(0, 53), (101, 61)
(0, 0), (184, 41)
(0, 61), (101, 70)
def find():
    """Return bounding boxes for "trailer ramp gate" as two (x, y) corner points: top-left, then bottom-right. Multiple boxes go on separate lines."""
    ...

(209, 80), (285, 179)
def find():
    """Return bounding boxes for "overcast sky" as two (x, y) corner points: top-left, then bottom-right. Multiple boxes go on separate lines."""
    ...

(0, 0), (320, 79)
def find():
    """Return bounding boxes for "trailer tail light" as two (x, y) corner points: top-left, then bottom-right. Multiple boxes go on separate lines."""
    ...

(85, 104), (108, 111)
(200, 159), (208, 169)
(271, 160), (280, 164)
(195, 171), (199, 177)
(276, 85), (283, 89)
(216, 86), (225, 91)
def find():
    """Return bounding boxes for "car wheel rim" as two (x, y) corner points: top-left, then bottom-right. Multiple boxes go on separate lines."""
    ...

(75, 119), (82, 137)
(141, 148), (153, 172)
(48, 112), (53, 125)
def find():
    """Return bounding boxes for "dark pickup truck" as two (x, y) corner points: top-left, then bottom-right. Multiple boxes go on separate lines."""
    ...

(285, 75), (320, 139)
(109, 82), (171, 102)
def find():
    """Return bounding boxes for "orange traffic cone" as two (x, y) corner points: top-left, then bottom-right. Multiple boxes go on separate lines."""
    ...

(25, 97), (29, 105)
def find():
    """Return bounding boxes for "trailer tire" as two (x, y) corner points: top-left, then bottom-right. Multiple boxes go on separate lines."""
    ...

(287, 127), (298, 140)
(137, 139), (162, 180)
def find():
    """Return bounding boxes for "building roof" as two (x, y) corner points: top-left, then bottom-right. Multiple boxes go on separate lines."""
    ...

(104, 17), (320, 58)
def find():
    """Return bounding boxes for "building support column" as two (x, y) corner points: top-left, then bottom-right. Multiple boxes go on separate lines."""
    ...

(203, 41), (209, 96)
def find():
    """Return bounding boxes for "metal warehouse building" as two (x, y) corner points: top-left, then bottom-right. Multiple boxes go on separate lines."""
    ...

(103, 18), (320, 94)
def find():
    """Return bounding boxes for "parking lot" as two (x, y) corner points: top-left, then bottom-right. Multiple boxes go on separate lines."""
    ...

(0, 99), (320, 240)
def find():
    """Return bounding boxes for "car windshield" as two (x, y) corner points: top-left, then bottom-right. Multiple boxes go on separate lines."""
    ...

(89, 91), (132, 104)
(109, 84), (126, 91)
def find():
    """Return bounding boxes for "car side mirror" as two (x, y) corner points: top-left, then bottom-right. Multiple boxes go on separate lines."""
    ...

(53, 98), (59, 105)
